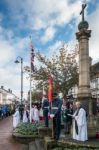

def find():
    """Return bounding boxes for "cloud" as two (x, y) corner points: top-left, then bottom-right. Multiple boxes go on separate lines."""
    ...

(33, 18), (46, 30)
(44, 38), (78, 60)
(0, 25), (14, 40)
(0, 32), (15, 66)
(0, 13), (3, 22)
(5, 0), (82, 43)
(0, 65), (29, 99)
(47, 40), (63, 57)
(41, 27), (56, 44)
(0, 24), (30, 99)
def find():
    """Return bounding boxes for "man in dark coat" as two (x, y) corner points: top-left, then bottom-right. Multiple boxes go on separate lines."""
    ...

(42, 94), (49, 127)
(51, 92), (63, 141)
(19, 104), (24, 121)
(62, 102), (73, 134)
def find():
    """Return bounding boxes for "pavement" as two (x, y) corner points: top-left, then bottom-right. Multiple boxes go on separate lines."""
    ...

(1, 116), (99, 150)
(0, 116), (45, 150)
(0, 116), (28, 150)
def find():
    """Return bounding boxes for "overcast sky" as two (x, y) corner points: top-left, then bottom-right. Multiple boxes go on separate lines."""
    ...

(0, 0), (99, 100)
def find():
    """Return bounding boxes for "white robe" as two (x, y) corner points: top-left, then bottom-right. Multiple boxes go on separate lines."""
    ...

(39, 108), (43, 117)
(13, 110), (20, 128)
(33, 108), (39, 122)
(73, 108), (88, 141)
(23, 110), (29, 123)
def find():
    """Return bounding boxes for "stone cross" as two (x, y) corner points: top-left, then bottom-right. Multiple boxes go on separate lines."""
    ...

(80, 3), (87, 21)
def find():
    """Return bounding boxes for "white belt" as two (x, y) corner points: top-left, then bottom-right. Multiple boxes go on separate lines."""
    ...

(52, 107), (58, 110)
(44, 107), (49, 109)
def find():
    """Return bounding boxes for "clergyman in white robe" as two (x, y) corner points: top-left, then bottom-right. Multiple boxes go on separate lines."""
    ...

(13, 109), (20, 128)
(72, 102), (88, 142)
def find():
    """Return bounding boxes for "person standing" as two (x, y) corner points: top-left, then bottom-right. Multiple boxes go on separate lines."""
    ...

(62, 103), (70, 134)
(31, 105), (34, 122)
(68, 103), (73, 134)
(39, 107), (43, 120)
(42, 94), (49, 127)
(13, 108), (20, 128)
(33, 105), (39, 123)
(51, 92), (63, 141)
(19, 104), (24, 121)
(72, 101), (88, 141)
(23, 107), (29, 123)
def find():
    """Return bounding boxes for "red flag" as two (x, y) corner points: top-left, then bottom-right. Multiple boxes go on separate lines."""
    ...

(48, 75), (53, 102)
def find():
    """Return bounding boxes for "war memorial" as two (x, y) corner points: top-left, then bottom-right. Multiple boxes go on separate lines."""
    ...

(11, 2), (99, 150)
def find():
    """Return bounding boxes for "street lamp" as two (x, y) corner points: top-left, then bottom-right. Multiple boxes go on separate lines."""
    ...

(15, 56), (23, 120)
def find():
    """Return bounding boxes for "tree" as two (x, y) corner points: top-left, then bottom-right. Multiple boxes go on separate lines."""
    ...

(34, 45), (78, 99)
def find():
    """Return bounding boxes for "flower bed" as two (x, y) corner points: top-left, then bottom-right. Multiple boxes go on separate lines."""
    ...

(12, 122), (44, 144)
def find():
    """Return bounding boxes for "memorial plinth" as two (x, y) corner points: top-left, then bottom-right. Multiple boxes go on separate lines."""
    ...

(76, 18), (97, 137)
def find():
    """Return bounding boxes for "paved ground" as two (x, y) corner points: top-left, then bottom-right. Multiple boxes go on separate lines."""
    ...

(0, 116), (28, 150)
(0, 116), (44, 150)
(1, 116), (99, 150)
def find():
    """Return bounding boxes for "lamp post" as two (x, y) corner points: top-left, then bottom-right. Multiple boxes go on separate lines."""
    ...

(15, 56), (23, 120)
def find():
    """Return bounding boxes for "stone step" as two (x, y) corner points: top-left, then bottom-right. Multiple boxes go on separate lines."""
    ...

(29, 139), (44, 150)
(35, 139), (44, 150)
(29, 141), (38, 150)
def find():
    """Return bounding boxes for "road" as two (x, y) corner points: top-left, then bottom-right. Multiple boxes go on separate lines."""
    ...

(0, 116), (27, 150)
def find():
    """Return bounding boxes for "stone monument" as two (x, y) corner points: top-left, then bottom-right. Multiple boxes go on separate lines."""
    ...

(76, 2), (97, 137)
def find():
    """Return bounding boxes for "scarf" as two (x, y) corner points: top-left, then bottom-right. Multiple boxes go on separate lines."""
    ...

(75, 107), (81, 135)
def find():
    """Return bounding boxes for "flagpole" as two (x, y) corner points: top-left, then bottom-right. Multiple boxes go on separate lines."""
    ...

(30, 66), (32, 123)
(48, 74), (54, 138)
(29, 36), (32, 123)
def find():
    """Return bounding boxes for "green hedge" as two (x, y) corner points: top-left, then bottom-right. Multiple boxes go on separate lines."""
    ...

(15, 122), (44, 135)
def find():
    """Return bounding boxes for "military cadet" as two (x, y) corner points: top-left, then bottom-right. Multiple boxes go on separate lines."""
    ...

(51, 92), (63, 141)
(42, 94), (49, 127)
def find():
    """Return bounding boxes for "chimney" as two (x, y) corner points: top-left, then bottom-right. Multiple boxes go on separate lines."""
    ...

(8, 89), (12, 93)
(1, 86), (4, 89)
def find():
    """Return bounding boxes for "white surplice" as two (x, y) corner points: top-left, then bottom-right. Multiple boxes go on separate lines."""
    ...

(13, 110), (20, 128)
(23, 110), (29, 123)
(72, 108), (88, 141)
(33, 108), (39, 122)
(31, 108), (34, 121)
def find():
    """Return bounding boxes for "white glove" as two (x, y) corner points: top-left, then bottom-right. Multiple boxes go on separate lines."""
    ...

(50, 114), (55, 118)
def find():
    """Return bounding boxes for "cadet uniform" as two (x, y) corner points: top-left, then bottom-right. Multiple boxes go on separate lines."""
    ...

(42, 98), (49, 127)
(51, 93), (63, 140)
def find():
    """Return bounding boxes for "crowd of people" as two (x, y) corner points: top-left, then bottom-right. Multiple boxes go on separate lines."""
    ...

(13, 92), (88, 142)
(13, 104), (42, 128)
(0, 105), (13, 119)
(42, 93), (88, 142)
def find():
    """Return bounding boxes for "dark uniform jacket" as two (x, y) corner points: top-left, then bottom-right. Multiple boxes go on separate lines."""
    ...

(51, 98), (63, 117)
(42, 99), (49, 115)
(62, 108), (70, 122)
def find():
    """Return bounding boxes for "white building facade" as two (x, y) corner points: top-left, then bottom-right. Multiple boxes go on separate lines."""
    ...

(0, 86), (18, 105)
